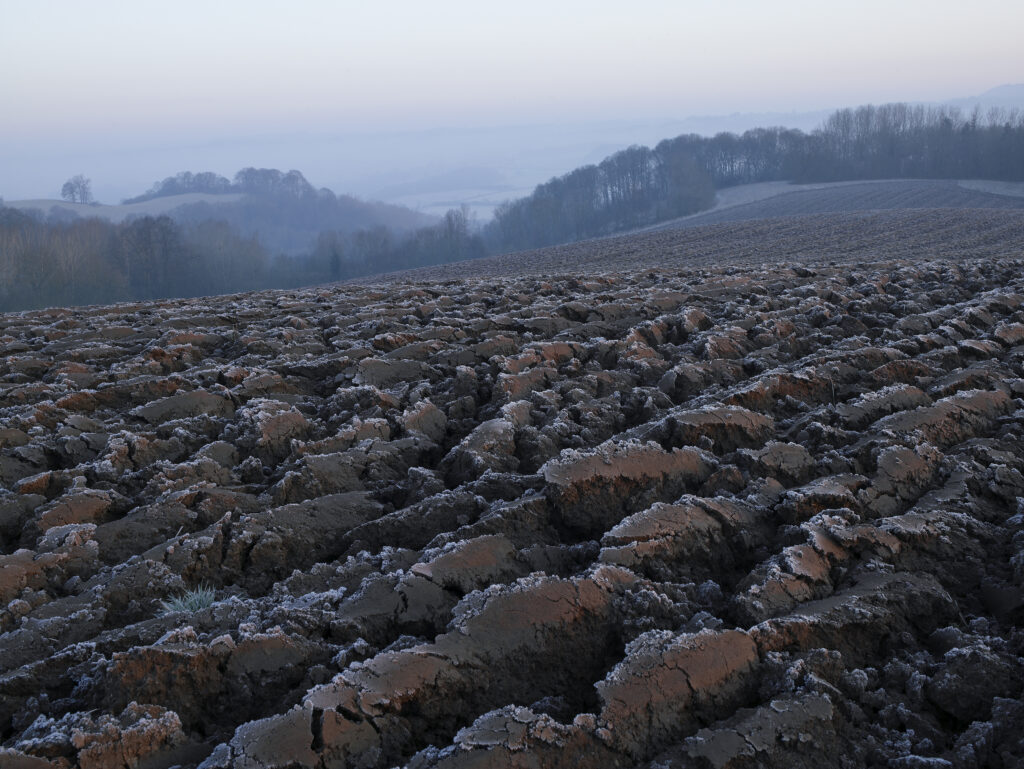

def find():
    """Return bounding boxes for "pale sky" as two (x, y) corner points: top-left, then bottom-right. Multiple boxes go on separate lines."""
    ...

(2, 0), (1022, 201)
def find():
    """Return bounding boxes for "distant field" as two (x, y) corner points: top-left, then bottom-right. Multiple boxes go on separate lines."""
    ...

(652, 179), (1024, 231)
(381, 184), (535, 220)
(958, 178), (1024, 198)
(4, 192), (244, 222)
(366, 206), (1024, 282)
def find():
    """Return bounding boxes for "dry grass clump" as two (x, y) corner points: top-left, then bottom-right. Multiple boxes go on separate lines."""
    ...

(157, 584), (216, 616)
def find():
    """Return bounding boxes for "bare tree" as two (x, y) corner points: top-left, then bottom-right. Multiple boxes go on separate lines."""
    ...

(61, 175), (93, 204)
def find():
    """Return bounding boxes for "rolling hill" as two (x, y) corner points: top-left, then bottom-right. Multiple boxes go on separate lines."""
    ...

(4, 193), (246, 224)
(653, 178), (1024, 231)
(367, 202), (1024, 282)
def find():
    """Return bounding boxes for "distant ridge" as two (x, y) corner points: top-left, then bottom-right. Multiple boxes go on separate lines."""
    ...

(945, 83), (1024, 112)
(3, 193), (244, 224)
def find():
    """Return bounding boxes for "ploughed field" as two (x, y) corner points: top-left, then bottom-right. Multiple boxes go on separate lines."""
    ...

(2, 209), (1024, 768)
(652, 179), (1024, 233)
(389, 207), (1024, 282)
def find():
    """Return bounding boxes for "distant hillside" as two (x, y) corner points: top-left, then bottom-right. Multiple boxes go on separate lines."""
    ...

(9, 168), (434, 255)
(137, 168), (434, 254)
(946, 83), (1024, 112)
(645, 179), (1024, 232)
(484, 102), (1024, 253)
(369, 206), (1024, 283)
(4, 192), (245, 223)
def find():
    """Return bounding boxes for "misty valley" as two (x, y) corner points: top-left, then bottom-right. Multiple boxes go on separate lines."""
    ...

(3, 102), (1024, 313)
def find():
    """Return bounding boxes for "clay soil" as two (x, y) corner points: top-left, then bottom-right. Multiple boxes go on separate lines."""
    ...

(2, 207), (1024, 768)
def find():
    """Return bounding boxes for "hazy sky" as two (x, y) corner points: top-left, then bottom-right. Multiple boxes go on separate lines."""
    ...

(2, 0), (1022, 201)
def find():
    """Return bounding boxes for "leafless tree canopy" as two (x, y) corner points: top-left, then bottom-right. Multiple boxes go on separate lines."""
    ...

(60, 174), (93, 204)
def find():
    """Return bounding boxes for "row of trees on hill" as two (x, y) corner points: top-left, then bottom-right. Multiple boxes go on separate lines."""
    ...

(484, 146), (715, 250)
(120, 168), (430, 255)
(806, 103), (1024, 181)
(122, 168), (317, 203)
(486, 104), (1024, 252)
(0, 205), (482, 312)
(657, 104), (1024, 186)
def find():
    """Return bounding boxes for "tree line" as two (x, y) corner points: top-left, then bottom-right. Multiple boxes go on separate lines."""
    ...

(0, 209), (267, 311)
(122, 168), (314, 203)
(0, 205), (482, 312)
(486, 103), (1024, 252)
(483, 145), (715, 250)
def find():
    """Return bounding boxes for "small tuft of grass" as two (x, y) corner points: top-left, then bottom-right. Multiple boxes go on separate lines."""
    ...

(158, 584), (216, 616)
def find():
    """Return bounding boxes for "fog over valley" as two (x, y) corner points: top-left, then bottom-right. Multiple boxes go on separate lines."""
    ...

(4, 0), (1024, 214)
(5, 85), (1024, 219)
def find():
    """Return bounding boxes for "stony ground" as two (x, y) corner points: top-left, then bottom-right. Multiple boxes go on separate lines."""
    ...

(2, 211), (1024, 768)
